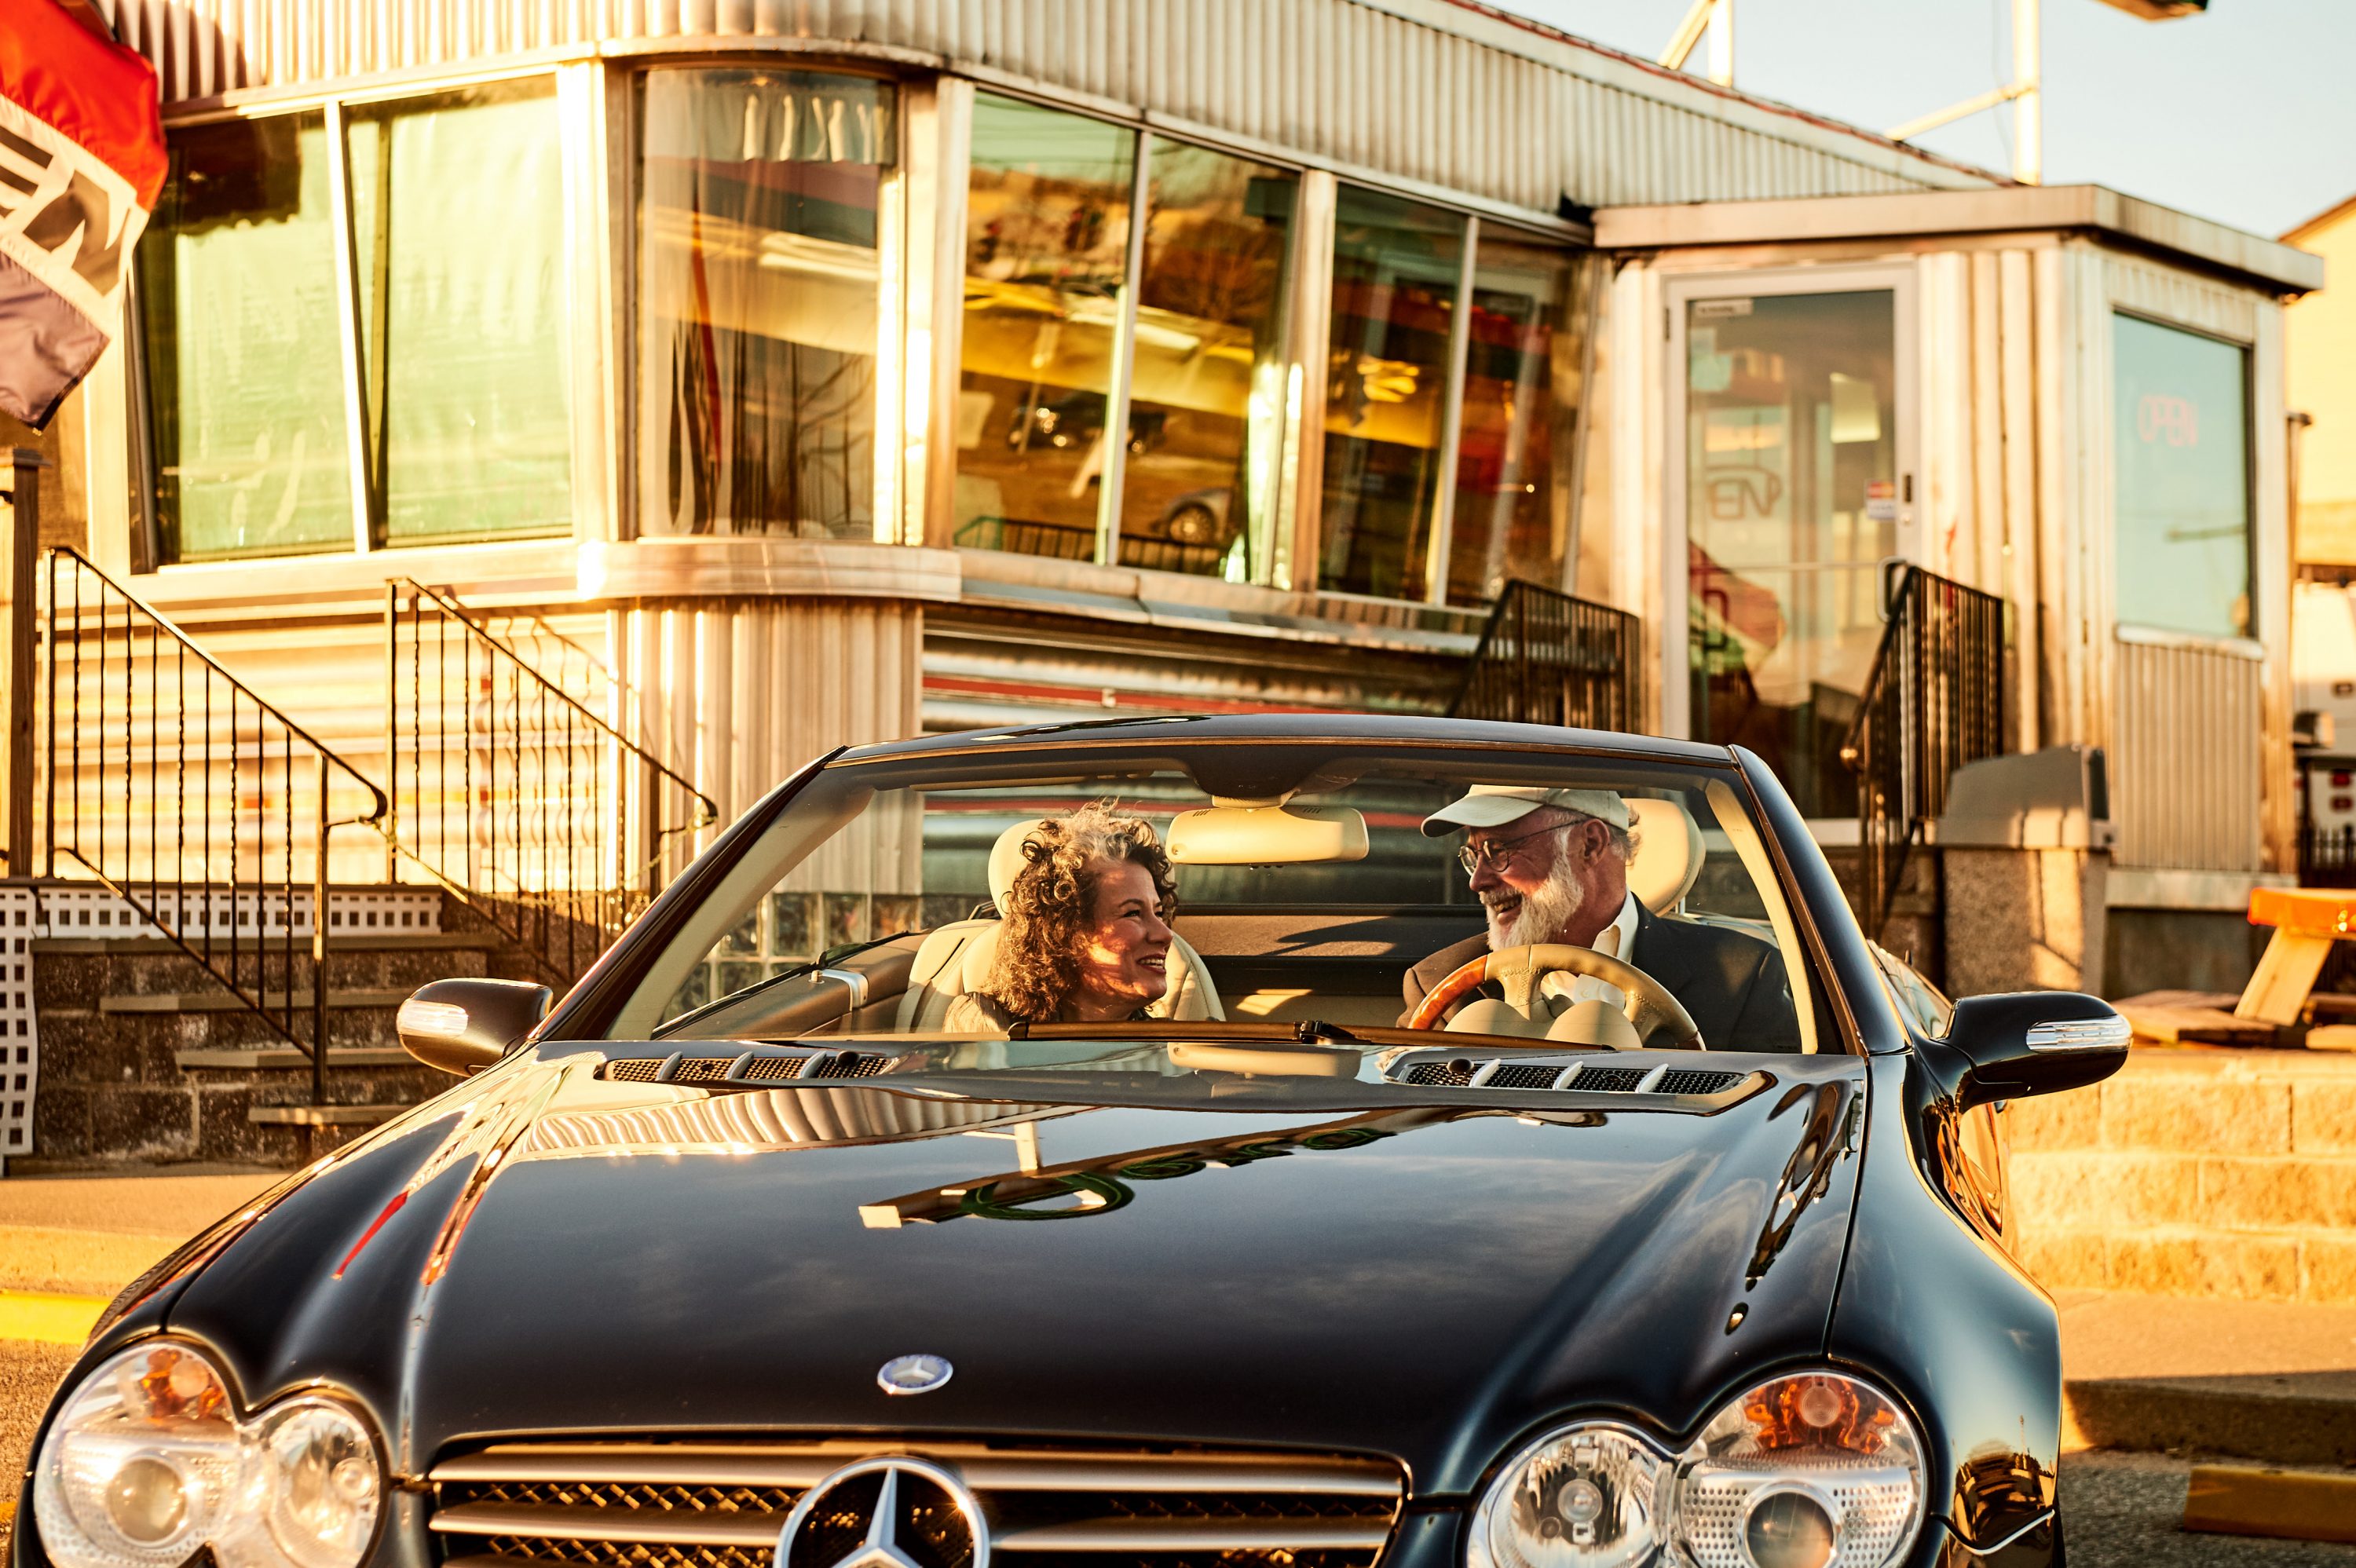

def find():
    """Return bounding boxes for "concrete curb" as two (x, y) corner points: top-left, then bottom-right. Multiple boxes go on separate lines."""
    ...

(0, 1225), (181, 1297)
(2066, 1376), (2356, 1467)
(2185, 1464), (2356, 1543)
(0, 1290), (105, 1346)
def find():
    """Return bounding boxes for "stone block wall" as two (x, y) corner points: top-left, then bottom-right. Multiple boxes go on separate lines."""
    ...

(2007, 1047), (2356, 1303)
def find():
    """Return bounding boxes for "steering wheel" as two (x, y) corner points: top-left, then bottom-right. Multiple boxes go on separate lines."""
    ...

(1405, 943), (1704, 1050)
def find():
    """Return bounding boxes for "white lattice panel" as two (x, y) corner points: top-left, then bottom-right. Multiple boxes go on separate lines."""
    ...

(35, 886), (443, 940)
(0, 887), (38, 1164)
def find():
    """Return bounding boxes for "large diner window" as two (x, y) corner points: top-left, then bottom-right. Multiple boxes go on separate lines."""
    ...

(1443, 234), (1589, 607)
(140, 76), (577, 565)
(2113, 313), (2253, 639)
(139, 113), (354, 561)
(636, 68), (897, 539)
(953, 93), (1137, 564)
(1319, 189), (1463, 601)
(951, 97), (1301, 579)
(1315, 196), (1594, 605)
(346, 82), (573, 544)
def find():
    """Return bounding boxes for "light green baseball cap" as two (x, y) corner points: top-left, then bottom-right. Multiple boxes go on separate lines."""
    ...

(1419, 784), (1633, 838)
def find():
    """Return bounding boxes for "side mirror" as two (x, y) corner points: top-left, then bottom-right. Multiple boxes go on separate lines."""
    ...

(397, 978), (554, 1076)
(1941, 991), (2129, 1109)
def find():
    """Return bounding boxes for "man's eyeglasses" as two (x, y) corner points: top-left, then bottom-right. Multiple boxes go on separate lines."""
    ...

(1456, 821), (1563, 876)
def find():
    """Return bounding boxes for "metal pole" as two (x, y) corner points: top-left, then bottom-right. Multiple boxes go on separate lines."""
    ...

(0, 451), (44, 877)
(383, 582), (397, 882)
(313, 752), (329, 1109)
(2013, 0), (2042, 185)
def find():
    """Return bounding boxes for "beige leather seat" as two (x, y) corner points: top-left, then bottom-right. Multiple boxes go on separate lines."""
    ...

(1625, 796), (1704, 915)
(894, 819), (1224, 1031)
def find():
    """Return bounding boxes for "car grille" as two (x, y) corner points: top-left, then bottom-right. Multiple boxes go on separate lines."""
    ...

(429, 1442), (1403, 1568)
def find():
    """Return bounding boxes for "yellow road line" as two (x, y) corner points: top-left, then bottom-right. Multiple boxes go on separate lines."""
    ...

(2186, 1464), (2356, 1544)
(0, 1288), (106, 1345)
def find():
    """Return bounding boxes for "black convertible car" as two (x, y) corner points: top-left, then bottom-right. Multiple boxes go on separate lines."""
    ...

(16, 717), (2127, 1568)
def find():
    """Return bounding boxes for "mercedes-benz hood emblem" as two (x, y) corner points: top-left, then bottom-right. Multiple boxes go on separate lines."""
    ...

(775, 1457), (988, 1568)
(876, 1353), (953, 1395)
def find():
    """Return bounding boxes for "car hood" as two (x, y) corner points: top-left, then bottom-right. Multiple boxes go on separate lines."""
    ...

(165, 1048), (1864, 1495)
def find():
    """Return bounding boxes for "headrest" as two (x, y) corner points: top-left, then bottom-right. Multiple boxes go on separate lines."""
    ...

(1626, 797), (1705, 914)
(987, 819), (1052, 909)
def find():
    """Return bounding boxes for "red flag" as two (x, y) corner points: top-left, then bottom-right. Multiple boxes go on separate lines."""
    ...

(0, 0), (166, 429)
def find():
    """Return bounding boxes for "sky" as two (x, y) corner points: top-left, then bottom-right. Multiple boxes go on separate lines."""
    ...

(1491, 0), (2356, 239)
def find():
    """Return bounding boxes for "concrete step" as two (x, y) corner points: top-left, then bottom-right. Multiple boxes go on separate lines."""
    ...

(175, 1045), (414, 1069)
(2059, 1291), (2356, 1468)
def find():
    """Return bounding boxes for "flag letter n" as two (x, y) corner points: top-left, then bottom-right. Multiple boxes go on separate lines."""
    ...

(20, 166), (125, 295)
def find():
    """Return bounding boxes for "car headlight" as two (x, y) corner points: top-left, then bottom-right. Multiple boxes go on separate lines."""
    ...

(1468, 1424), (1666, 1568)
(33, 1342), (384, 1568)
(1666, 1372), (1924, 1568)
(1469, 1374), (1926, 1568)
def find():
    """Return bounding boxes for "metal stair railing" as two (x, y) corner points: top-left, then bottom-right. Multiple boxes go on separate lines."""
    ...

(42, 547), (390, 1107)
(384, 579), (717, 989)
(1841, 563), (2010, 940)
(1448, 579), (1641, 733)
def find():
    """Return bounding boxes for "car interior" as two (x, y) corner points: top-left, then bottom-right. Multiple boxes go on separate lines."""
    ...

(646, 784), (1808, 1052)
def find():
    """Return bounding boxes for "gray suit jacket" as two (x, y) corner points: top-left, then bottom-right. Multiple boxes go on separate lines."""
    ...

(1398, 905), (1802, 1050)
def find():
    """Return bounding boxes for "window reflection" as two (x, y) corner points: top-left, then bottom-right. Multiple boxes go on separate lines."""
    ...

(637, 68), (894, 539)
(142, 113), (353, 562)
(953, 94), (1136, 564)
(1684, 289), (1897, 817)
(346, 80), (572, 545)
(2113, 313), (2252, 639)
(1119, 141), (1296, 580)
(1443, 239), (1587, 606)
(1318, 189), (1463, 600)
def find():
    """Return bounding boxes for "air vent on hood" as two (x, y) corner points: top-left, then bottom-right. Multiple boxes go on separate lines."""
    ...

(429, 1439), (1404, 1568)
(1385, 1054), (1756, 1102)
(597, 1048), (904, 1085)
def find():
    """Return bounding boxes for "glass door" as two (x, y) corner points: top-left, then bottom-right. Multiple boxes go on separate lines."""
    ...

(1667, 272), (1915, 819)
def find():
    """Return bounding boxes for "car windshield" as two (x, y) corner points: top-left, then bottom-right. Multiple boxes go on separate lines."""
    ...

(586, 736), (1830, 1055)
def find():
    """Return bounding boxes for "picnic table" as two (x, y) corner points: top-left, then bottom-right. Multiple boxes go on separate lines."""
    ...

(2111, 887), (2356, 1048)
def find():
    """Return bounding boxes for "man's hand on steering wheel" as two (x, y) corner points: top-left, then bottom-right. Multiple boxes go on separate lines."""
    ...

(1405, 943), (1703, 1049)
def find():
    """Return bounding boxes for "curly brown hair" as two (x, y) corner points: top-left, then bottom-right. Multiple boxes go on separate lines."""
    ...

(978, 804), (1180, 1023)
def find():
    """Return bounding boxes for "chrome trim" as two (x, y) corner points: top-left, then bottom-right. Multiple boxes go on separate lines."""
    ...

(1938, 1509), (2057, 1557)
(2023, 1015), (2131, 1052)
(433, 1505), (777, 1547)
(995, 1519), (1393, 1552)
(429, 1441), (1404, 1564)
(430, 1443), (1398, 1493)
(817, 968), (869, 1010)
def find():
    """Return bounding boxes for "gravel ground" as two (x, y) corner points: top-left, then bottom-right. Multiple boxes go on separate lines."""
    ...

(0, 1339), (78, 1556)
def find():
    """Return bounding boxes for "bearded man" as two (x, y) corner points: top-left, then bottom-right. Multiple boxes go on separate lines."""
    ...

(1400, 786), (1801, 1049)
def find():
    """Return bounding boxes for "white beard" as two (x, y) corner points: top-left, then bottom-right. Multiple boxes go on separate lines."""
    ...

(1484, 846), (1586, 949)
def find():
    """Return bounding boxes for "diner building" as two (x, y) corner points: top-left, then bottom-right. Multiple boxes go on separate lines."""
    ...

(24, 0), (2330, 996)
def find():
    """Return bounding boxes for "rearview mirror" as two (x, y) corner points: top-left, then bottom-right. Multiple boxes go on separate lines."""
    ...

(397, 978), (554, 1076)
(1941, 991), (2129, 1109)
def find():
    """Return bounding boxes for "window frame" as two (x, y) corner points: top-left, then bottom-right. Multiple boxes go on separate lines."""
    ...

(141, 61), (590, 568)
(2108, 305), (2258, 645)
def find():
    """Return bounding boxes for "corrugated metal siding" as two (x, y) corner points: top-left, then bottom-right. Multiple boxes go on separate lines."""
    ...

(2111, 638), (2264, 872)
(920, 611), (1464, 732)
(101, 0), (1978, 214)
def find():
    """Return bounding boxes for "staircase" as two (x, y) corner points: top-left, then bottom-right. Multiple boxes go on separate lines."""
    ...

(9, 555), (716, 1169)
(1842, 564), (2010, 941)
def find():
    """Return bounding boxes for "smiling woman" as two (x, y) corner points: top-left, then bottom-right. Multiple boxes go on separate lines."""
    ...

(949, 804), (1180, 1028)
